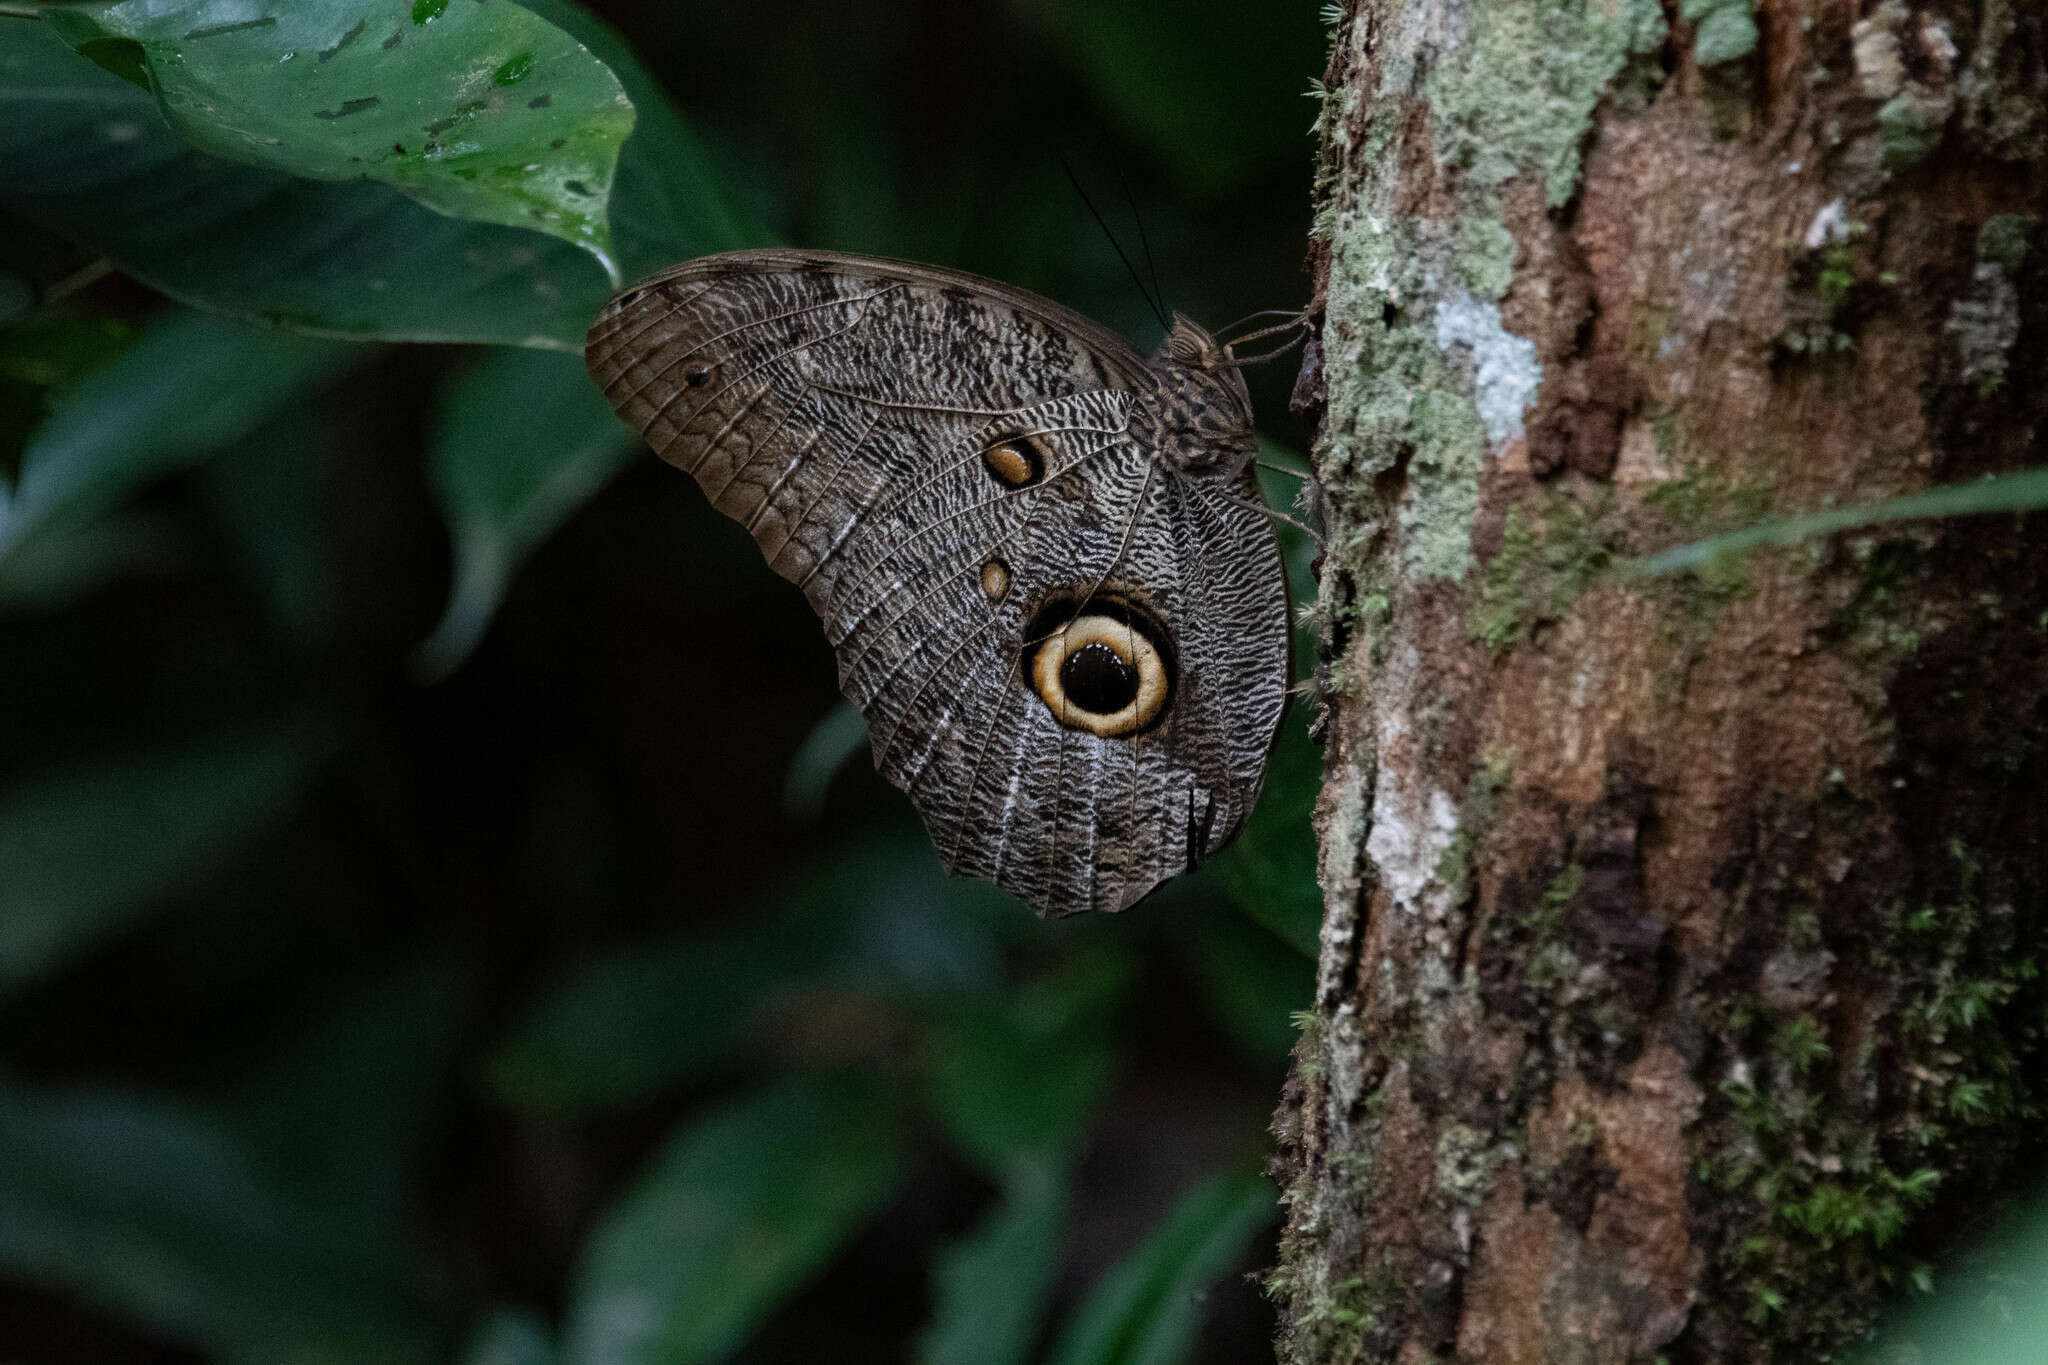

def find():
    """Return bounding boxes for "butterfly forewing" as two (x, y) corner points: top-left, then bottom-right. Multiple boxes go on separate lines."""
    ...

(587, 250), (1288, 915)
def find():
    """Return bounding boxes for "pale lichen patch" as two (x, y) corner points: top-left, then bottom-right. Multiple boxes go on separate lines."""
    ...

(1433, 290), (1542, 448)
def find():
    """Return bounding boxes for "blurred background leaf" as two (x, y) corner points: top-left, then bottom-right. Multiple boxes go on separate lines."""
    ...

(1850, 1180), (2048, 1364)
(0, 1077), (443, 1363)
(1045, 1165), (1279, 1365)
(464, 1309), (559, 1365)
(0, 714), (331, 995)
(562, 1075), (904, 1365)
(416, 346), (636, 676)
(918, 1156), (1071, 1365)
(0, 310), (352, 561)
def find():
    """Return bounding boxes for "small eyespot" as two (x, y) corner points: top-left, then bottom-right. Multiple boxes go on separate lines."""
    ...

(980, 433), (1045, 488)
(980, 559), (1011, 601)
(682, 361), (714, 387)
(1028, 611), (1171, 738)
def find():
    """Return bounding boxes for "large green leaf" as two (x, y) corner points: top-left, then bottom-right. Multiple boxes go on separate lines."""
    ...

(923, 947), (1133, 1176)
(0, 715), (329, 995)
(917, 1158), (1071, 1365)
(414, 345), (635, 675)
(562, 1075), (904, 1365)
(1, 10), (759, 347)
(0, 15), (608, 347)
(0, 1077), (440, 1364)
(40, 0), (634, 281)
(1045, 1166), (1277, 1365)
(0, 308), (352, 564)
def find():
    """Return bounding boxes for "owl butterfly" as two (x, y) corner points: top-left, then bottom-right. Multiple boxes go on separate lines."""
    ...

(586, 250), (1289, 914)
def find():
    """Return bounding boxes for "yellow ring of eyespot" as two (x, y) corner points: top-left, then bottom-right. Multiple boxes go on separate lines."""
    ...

(1030, 613), (1170, 738)
(981, 438), (1041, 488)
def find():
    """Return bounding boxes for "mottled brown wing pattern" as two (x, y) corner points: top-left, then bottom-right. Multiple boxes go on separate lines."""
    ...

(587, 250), (1287, 914)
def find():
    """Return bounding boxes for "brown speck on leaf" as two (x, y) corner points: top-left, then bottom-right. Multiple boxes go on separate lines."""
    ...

(549, 138), (565, 149)
(381, 29), (403, 50)
(314, 97), (381, 121)
(530, 94), (553, 109)
(393, 143), (406, 155)
(318, 17), (366, 62)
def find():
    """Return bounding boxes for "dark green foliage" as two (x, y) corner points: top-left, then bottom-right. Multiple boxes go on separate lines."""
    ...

(0, 2), (1324, 1360)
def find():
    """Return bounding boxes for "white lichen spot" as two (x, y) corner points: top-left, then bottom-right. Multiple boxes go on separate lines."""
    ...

(1803, 199), (1851, 250)
(1432, 290), (1541, 449)
(1851, 0), (1909, 101)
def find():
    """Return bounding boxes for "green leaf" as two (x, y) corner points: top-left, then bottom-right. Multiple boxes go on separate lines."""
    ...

(0, 715), (329, 995)
(1177, 902), (1313, 1062)
(781, 701), (869, 822)
(486, 931), (784, 1114)
(1045, 1166), (1277, 1365)
(490, 837), (1004, 1115)
(1852, 1182), (2048, 1364)
(414, 345), (635, 676)
(463, 1309), (557, 1365)
(923, 947), (1133, 1175)
(918, 1159), (1070, 1365)
(511, 0), (769, 275)
(41, 0), (635, 281)
(0, 20), (600, 346)
(0, 1077), (440, 1363)
(0, 308), (352, 564)
(229, 955), (474, 1221)
(562, 1075), (904, 1365)
(1634, 468), (2048, 578)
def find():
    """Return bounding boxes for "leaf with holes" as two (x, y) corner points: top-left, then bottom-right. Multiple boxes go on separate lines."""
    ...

(40, 0), (634, 281)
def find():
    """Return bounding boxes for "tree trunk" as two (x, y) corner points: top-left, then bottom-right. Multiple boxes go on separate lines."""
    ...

(1270, 1), (2048, 1361)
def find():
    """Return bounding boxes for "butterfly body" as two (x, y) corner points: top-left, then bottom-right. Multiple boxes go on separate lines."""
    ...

(587, 250), (1288, 914)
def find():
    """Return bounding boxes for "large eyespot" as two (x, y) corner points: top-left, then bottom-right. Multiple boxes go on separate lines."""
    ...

(981, 433), (1046, 489)
(1022, 595), (1175, 738)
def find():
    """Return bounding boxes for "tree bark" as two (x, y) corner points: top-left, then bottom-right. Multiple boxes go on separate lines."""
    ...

(1271, 1), (2048, 1361)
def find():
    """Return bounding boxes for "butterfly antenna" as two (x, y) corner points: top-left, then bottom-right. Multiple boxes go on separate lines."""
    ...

(1063, 159), (1171, 334)
(1116, 165), (1169, 322)
(1218, 307), (1306, 342)
(1223, 313), (1310, 352)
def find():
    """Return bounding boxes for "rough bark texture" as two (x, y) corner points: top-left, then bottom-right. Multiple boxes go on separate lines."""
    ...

(1271, 1), (2048, 1361)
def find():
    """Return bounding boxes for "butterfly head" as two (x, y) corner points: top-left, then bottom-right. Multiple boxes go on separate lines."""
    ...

(1144, 313), (1258, 481)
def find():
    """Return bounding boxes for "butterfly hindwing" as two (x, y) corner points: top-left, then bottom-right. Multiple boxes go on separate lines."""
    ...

(587, 250), (1288, 914)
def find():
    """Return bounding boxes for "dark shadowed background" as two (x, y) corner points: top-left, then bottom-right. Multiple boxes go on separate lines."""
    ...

(0, 2), (1331, 1362)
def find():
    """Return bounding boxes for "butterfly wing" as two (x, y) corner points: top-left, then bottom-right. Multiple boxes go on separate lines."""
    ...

(586, 250), (1288, 913)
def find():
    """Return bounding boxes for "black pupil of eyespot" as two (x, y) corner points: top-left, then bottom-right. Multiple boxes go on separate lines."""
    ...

(685, 363), (711, 386)
(1060, 641), (1139, 715)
